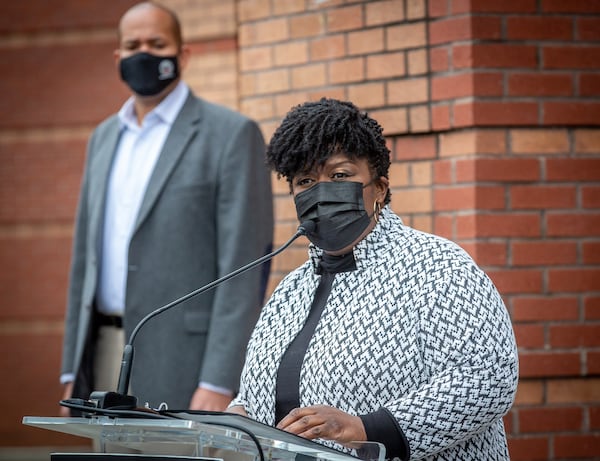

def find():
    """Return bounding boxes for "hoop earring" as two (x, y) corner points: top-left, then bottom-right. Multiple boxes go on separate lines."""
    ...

(373, 201), (382, 223)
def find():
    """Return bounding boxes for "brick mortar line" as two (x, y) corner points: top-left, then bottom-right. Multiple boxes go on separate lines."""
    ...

(0, 127), (93, 144)
(0, 223), (73, 238)
(0, 30), (230, 49)
(0, 28), (117, 48)
(0, 320), (64, 334)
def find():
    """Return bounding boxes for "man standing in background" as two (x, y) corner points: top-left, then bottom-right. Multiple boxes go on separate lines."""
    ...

(60, 1), (273, 412)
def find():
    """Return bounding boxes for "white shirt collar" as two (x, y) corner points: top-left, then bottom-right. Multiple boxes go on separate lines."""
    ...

(117, 80), (190, 129)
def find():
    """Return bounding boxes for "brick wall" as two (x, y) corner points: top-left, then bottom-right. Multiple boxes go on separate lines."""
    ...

(0, 0), (598, 459)
(237, 1), (600, 460)
(0, 0), (238, 450)
(426, 2), (600, 459)
(0, 1), (132, 448)
(160, 0), (240, 110)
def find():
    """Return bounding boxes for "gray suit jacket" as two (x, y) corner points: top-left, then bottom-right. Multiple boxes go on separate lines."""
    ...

(61, 91), (274, 409)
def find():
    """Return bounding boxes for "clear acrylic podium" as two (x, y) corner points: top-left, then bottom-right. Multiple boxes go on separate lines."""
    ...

(23, 413), (385, 461)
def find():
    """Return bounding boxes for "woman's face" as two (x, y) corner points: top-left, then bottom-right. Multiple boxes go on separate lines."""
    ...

(292, 153), (389, 255)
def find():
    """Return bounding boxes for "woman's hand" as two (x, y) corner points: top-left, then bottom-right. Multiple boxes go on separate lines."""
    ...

(276, 405), (366, 445)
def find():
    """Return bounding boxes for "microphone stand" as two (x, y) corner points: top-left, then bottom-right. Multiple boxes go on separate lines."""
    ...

(81, 222), (314, 412)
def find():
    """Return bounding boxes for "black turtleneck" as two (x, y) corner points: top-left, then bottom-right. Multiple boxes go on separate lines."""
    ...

(274, 252), (356, 423)
(273, 250), (409, 461)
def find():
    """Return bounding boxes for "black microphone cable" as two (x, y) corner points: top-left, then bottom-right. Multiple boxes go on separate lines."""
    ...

(57, 401), (266, 461)
(58, 398), (169, 419)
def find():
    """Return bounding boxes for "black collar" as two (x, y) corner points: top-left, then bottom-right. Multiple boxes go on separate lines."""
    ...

(317, 251), (357, 274)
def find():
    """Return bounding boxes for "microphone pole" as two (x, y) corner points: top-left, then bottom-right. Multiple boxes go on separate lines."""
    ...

(87, 221), (315, 411)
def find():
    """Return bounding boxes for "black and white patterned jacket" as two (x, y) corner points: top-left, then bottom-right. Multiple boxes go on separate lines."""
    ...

(232, 206), (519, 460)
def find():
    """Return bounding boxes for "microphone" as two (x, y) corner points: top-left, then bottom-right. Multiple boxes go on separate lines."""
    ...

(84, 221), (315, 411)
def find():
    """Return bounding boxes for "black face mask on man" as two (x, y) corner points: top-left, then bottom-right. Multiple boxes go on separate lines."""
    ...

(119, 52), (179, 96)
(294, 181), (374, 252)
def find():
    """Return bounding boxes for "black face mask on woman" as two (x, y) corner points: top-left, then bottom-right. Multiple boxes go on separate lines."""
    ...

(294, 181), (373, 252)
(119, 52), (179, 96)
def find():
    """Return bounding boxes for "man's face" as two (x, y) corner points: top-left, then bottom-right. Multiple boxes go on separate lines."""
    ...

(117, 6), (179, 60)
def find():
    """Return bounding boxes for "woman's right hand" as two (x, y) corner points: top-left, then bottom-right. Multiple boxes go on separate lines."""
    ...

(277, 405), (366, 446)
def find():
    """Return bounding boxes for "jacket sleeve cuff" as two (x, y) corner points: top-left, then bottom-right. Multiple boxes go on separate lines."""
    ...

(60, 373), (75, 384)
(359, 407), (410, 461)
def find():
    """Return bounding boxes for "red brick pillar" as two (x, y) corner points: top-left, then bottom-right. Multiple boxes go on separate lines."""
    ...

(428, 1), (600, 459)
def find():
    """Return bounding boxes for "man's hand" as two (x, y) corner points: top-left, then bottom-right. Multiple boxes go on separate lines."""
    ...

(276, 405), (367, 446)
(189, 387), (232, 411)
(59, 382), (74, 417)
(226, 405), (248, 416)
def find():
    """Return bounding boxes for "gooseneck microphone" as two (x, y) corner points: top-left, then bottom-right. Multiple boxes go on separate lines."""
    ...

(76, 221), (315, 412)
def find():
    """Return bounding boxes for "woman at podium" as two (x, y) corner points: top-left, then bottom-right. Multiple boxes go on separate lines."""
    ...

(228, 98), (519, 461)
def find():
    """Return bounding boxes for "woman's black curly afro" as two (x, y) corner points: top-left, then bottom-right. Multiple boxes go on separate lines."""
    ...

(266, 98), (392, 204)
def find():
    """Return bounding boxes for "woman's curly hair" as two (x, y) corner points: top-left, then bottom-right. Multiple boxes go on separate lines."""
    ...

(266, 98), (392, 204)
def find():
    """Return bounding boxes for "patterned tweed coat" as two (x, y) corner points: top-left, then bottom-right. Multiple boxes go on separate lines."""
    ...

(231, 206), (519, 460)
